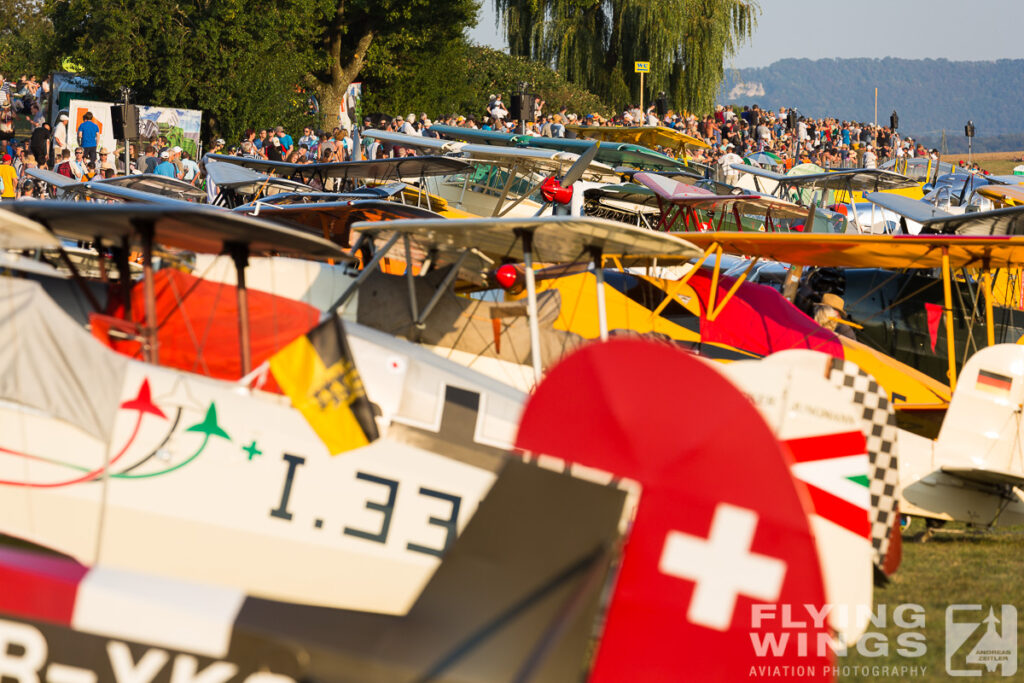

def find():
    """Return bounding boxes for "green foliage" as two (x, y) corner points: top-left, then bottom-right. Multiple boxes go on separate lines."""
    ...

(44, 0), (479, 140)
(360, 41), (608, 120)
(46, 0), (321, 141)
(0, 0), (56, 78)
(718, 57), (1024, 152)
(494, 0), (757, 115)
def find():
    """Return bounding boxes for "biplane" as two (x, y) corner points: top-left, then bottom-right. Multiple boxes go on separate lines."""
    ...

(202, 156), (474, 216)
(677, 225), (1024, 402)
(28, 168), (208, 203)
(428, 123), (703, 175)
(362, 129), (619, 217)
(631, 171), (818, 233)
(563, 124), (710, 154)
(343, 216), (698, 390)
(879, 156), (954, 184)
(731, 164), (920, 233)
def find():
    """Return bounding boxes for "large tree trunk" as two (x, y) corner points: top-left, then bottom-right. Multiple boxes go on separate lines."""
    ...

(320, 27), (374, 130)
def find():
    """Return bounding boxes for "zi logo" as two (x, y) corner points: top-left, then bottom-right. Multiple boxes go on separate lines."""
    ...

(946, 604), (1017, 677)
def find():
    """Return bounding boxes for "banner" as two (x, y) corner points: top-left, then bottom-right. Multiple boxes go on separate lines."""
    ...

(66, 99), (116, 153)
(137, 105), (202, 158)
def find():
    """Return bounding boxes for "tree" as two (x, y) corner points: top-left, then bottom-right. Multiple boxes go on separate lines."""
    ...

(47, 0), (321, 141)
(45, 0), (478, 140)
(494, 0), (758, 116)
(309, 0), (478, 127)
(360, 40), (608, 120)
(0, 0), (56, 79)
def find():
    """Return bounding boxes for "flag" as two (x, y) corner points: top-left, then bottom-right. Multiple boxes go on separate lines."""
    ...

(976, 369), (1013, 398)
(924, 302), (943, 352)
(270, 315), (379, 454)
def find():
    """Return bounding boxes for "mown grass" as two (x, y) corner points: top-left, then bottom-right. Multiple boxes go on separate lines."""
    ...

(838, 519), (1024, 682)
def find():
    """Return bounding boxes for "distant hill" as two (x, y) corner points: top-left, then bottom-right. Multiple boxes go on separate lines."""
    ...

(718, 58), (1024, 153)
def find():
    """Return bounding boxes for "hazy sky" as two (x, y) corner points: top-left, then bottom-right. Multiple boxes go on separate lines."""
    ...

(468, 0), (1024, 68)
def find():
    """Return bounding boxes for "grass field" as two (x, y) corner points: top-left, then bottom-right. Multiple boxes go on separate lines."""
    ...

(940, 151), (1024, 177)
(837, 519), (1024, 682)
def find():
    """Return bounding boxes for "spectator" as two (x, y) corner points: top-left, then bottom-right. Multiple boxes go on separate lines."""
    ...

(153, 150), (177, 177)
(52, 113), (69, 165)
(0, 154), (16, 199)
(77, 112), (100, 163)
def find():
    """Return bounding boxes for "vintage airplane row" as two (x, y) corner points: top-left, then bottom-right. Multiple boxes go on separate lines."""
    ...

(6, 130), (1024, 680)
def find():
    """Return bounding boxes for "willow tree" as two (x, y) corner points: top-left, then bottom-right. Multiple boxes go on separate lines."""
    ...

(495, 0), (758, 115)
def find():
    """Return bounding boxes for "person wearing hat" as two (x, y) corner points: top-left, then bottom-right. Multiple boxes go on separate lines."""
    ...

(0, 153), (15, 199)
(153, 149), (177, 178)
(51, 112), (69, 165)
(98, 146), (118, 174)
(862, 143), (877, 169)
(169, 145), (184, 177)
(814, 293), (861, 339)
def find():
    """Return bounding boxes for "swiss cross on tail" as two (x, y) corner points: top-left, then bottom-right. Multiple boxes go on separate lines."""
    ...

(515, 339), (833, 682)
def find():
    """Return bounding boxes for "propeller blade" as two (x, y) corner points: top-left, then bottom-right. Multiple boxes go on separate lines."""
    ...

(560, 142), (600, 187)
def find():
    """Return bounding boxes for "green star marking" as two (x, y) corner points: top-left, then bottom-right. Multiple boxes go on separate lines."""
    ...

(186, 403), (231, 441)
(847, 474), (870, 488)
(243, 440), (262, 461)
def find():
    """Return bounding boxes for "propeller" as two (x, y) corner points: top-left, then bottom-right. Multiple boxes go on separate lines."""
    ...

(534, 142), (600, 216)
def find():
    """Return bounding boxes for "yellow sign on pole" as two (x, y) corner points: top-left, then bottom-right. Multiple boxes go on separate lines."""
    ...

(635, 62), (650, 118)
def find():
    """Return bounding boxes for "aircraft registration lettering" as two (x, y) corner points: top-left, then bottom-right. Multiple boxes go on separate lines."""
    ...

(0, 618), (298, 683)
(268, 454), (463, 559)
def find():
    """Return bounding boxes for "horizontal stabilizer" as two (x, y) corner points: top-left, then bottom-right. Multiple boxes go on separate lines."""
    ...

(940, 467), (1024, 489)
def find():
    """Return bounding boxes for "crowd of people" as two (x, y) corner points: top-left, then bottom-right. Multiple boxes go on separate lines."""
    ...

(0, 77), (992, 199)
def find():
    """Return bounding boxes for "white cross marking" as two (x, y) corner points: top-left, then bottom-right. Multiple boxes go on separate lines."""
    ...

(659, 502), (787, 631)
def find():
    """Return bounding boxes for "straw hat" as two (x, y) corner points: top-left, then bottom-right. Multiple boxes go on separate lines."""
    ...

(821, 293), (862, 328)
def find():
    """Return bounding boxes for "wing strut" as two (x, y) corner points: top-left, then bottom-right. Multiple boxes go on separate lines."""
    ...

(517, 229), (544, 384)
(941, 248), (958, 391)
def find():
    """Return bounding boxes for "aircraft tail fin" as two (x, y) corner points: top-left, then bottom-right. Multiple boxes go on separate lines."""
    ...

(935, 344), (1024, 476)
(515, 338), (834, 681)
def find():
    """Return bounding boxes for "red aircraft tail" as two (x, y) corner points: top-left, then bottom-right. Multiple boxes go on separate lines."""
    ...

(515, 339), (835, 681)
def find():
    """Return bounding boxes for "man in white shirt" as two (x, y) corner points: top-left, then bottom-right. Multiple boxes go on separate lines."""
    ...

(51, 113), (69, 166)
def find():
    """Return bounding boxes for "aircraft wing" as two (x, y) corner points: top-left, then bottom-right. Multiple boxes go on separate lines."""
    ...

(238, 199), (443, 246)
(0, 208), (62, 250)
(678, 231), (1024, 269)
(941, 467), (1024, 489)
(205, 152), (469, 184)
(566, 124), (710, 151)
(314, 156), (470, 181)
(27, 168), (80, 189)
(733, 165), (917, 191)
(203, 153), (306, 176)
(634, 171), (807, 219)
(204, 160), (314, 194)
(98, 174), (208, 201)
(975, 184), (1024, 207)
(863, 194), (1024, 235)
(361, 129), (459, 153)
(861, 192), (953, 223)
(583, 183), (660, 208)
(352, 216), (700, 283)
(430, 124), (518, 146)
(515, 136), (697, 173)
(1, 201), (348, 260)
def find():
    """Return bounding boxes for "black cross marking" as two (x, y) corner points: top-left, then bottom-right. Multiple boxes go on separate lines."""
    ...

(389, 385), (508, 472)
